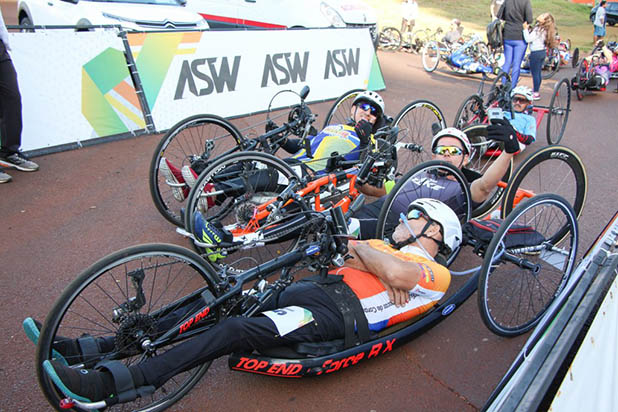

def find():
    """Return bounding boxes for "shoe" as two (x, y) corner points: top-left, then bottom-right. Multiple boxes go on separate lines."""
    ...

(181, 165), (198, 188)
(0, 152), (39, 171)
(0, 168), (11, 183)
(532, 92), (541, 101)
(43, 359), (116, 403)
(23, 317), (78, 365)
(197, 182), (216, 213)
(193, 212), (232, 262)
(159, 158), (186, 202)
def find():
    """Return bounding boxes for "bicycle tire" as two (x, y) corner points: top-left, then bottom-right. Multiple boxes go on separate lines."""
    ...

(378, 27), (402, 51)
(461, 125), (513, 219)
(541, 48), (561, 80)
(485, 70), (511, 107)
(546, 78), (571, 145)
(150, 114), (246, 227)
(185, 151), (302, 273)
(574, 59), (588, 101)
(422, 41), (440, 72)
(375, 160), (471, 266)
(323, 88), (364, 129)
(500, 145), (587, 234)
(478, 194), (578, 337)
(36, 243), (221, 412)
(392, 99), (447, 170)
(453, 94), (486, 129)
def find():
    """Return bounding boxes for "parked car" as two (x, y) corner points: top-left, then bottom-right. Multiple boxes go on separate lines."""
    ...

(186, 0), (377, 42)
(590, 1), (618, 26)
(17, 0), (209, 31)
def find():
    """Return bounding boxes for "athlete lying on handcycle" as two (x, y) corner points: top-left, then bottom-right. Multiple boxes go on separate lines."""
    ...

(159, 90), (388, 203)
(27, 198), (461, 406)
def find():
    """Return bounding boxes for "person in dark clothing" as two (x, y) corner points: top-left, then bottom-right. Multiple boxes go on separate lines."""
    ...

(498, 0), (534, 88)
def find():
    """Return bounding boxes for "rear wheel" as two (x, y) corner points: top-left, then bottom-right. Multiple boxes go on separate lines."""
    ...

(422, 41), (440, 72)
(501, 145), (587, 228)
(453, 94), (486, 129)
(574, 59), (589, 101)
(36, 244), (221, 412)
(541, 48), (561, 79)
(149, 114), (245, 226)
(323, 89), (363, 129)
(478, 194), (578, 336)
(378, 27), (402, 51)
(392, 100), (447, 169)
(546, 78), (571, 145)
(185, 152), (301, 273)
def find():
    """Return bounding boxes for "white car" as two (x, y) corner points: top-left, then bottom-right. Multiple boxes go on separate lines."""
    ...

(17, 0), (209, 31)
(186, 0), (377, 40)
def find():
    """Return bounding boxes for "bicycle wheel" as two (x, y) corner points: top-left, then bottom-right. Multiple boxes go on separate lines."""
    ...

(485, 70), (511, 107)
(185, 151), (301, 273)
(422, 41), (440, 72)
(501, 145), (587, 226)
(574, 59), (589, 101)
(546, 78), (571, 145)
(453, 94), (487, 129)
(36, 244), (221, 412)
(541, 48), (561, 80)
(378, 27), (402, 51)
(375, 161), (471, 265)
(478, 194), (578, 337)
(323, 88), (364, 129)
(462, 125), (513, 219)
(393, 99), (447, 170)
(150, 114), (246, 227)
(571, 48), (580, 68)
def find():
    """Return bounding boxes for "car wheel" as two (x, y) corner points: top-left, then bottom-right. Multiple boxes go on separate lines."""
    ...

(19, 15), (35, 32)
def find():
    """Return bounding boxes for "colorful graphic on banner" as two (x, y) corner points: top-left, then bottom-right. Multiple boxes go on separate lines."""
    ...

(82, 47), (146, 136)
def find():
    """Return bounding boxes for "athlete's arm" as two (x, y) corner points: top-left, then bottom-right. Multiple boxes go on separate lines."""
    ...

(469, 150), (514, 204)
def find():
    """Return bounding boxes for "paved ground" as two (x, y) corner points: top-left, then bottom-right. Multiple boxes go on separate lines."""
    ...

(1, 22), (617, 412)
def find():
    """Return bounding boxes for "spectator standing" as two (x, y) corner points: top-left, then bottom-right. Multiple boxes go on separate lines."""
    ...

(0, 8), (39, 183)
(400, 0), (418, 34)
(498, 0), (534, 88)
(523, 13), (557, 100)
(593, 1), (607, 45)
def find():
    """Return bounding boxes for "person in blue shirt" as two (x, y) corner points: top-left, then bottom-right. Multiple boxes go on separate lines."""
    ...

(497, 85), (536, 153)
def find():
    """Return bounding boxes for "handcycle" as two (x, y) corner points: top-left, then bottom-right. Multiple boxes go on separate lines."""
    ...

(150, 86), (318, 227)
(519, 46), (562, 80)
(34, 186), (579, 411)
(422, 34), (502, 76)
(453, 71), (571, 145)
(570, 44), (617, 100)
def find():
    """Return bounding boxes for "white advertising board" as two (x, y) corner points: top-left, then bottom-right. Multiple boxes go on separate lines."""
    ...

(10, 30), (146, 152)
(126, 28), (384, 130)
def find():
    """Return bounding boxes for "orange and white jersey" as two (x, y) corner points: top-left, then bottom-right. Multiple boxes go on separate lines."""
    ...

(334, 240), (451, 332)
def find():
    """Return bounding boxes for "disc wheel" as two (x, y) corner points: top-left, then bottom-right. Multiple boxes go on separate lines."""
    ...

(185, 151), (301, 273)
(36, 244), (221, 412)
(392, 100), (447, 170)
(500, 145), (587, 234)
(149, 114), (246, 226)
(323, 89), (364, 129)
(478, 194), (578, 336)
(546, 78), (571, 145)
(461, 125), (513, 219)
(453, 94), (486, 129)
(422, 41), (440, 72)
(375, 160), (472, 265)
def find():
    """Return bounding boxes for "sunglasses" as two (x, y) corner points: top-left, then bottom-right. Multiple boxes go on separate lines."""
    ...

(512, 96), (530, 104)
(357, 102), (379, 116)
(433, 145), (464, 156)
(399, 209), (426, 223)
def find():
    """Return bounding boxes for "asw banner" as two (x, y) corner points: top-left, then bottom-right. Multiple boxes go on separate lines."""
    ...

(127, 28), (384, 130)
(10, 30), (146, 152)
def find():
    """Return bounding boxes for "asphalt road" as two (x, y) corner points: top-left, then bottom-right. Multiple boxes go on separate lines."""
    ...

(1, 24), (617, 412)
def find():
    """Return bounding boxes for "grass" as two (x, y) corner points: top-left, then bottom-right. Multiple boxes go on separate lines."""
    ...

(364, 0), (618, 52)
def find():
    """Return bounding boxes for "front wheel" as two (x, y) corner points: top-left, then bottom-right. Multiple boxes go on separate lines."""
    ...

(392, 100), (447, 169)
(478, 194), (578, 336)
(546, 78), (571, 145)
(453, 94), (486, 129)
(36, 244), (221, 412)
(149, 114), (245, 226)
(422, 41), (440, 72)
(378, 27), (402, 51)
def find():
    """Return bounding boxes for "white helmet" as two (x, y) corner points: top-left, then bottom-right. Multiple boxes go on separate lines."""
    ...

(352, 90), (385, 118)
(510, 85), (534, 102)
(431, 127), (472, 155)
(408, 198), (462, 254)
